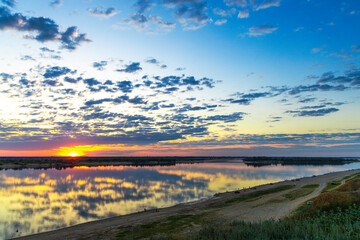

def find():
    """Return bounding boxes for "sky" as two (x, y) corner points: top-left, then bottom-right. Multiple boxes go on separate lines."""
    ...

(0, 0), (359, 157)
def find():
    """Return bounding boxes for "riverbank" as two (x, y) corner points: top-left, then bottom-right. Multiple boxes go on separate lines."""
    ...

(15, 168), (359, 240)
(1, 156), (357, 170)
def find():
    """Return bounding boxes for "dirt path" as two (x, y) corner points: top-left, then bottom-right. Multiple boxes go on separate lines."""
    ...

(16, 169), (359, 240)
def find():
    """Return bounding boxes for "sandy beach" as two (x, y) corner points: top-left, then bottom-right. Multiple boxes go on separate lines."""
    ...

(14, 168), (359, 240)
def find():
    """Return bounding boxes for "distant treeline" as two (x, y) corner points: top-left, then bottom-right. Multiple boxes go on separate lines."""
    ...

(0, 156), (235, 170)
(242, 157), (359, 167)
(0, 156), (358, 170)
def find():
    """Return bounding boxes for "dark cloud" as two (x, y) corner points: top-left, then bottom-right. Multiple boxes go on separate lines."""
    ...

(42, 79), (59, 86)
(84, 96), (129, 107)
(287, 108), (339, 117)
(162, 0), (209, 30)
(0, 73), (13, 82)
(117, 62), (142, 73)
(225, 89), (285, 105)
(60, 26), (91, 50)
(43, 66), (72, 78)
(0, 6), (90, 50)
(248, 25), (278, 36)
(88, 7), (117, 18)
(176, 104), (207, 113)
(123, 13), (149, 29)
(205, 112), (245, 123)
(117, 80), (133, 93)
(0, 0), (16, 8)
(83, 78), (101, 87)
(134, 0), (153, 13)
(151, 75), (215, 90)
(64, 76), (82, 84)
(288, 84), (348, 95)
(298, 97), (316, 103)
(315, 70), (360, 86)
(93, 61), (108, 71)
(146, 58), (160, 64)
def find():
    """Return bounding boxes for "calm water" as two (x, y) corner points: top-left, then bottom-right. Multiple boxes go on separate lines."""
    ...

(1, 160), (360, 239)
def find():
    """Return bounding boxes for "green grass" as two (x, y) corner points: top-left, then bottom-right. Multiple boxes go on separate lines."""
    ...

(283, 184), (319, 201)
(323, 181), (341, 192)
(222, 185), (294, 206)
(115, 213), (208, 239)
(188, 205), (360, 240)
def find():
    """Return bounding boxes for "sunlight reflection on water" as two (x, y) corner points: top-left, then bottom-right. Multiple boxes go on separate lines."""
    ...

(1, 161), (360, 239)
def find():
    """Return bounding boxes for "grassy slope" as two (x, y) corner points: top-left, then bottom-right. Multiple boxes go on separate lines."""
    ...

(185, 174), (360, 240)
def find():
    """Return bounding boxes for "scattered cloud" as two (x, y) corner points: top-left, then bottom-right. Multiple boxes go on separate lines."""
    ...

(0, 6), (91, 50)
(49, 0), (62, 8)
(237, 10), (249, 18)
(117, 62), (142, 73)
(255, 0), (281, 11)
(287, 108), (339, 117)
(247, 25), (278, 36)
(0, 0), (16, 8)
(93, 61), (108, 71)
(214, 19), (227, 26)
(88, 7), (117, 18)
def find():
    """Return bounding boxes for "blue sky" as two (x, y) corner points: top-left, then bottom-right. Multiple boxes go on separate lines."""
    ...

(0, 0), (359, 156)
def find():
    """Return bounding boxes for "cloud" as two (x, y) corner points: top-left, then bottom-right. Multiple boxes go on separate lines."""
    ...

(351, 45), (360, 52)
(134, 0), (153, 13)
(255, 0), (281, 11)
(213, 8), (235, 17)
(149, 15), (176, 29)
(247, 25), (278, 36)
(83, 78), (101, 87)
(93, 61), (108, 71)
(225, 88), (286, 105)
(88, 7), (117, 18)
(43, 66), (73, 78)
(205, 112), (245, 123)
(117, 62), (142, 73)
(224, 0), (248, 7)
(20, 55), (35, 61)
(49, 0), (62, 8)
(146, 58), (160, 64)
(298, 97), (316, 103)
(314, 69), (360, 86)
(312, 48), (323, 54)
(214, 19), (227, 26)
(0, 6), (90, 50)
(0, 0), (16, 8)
(237, 9), (249, 18)
(163, 0), (210, 30)
(117, 80), (133, 93)
(288, 84), (348, 95)
(287, 108), (339, 117)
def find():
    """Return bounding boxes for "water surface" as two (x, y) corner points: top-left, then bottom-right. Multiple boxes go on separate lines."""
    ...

(1, 160), (360, 239)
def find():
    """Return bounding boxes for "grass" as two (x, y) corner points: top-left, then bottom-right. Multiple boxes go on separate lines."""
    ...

(323, 180), (341, 192)
(187, 205), (360, 240)
(116, 213), (208, 239)
(283, 184), (319, 201)
(221, 185), (294, 206)
(186, 178), (360, 240)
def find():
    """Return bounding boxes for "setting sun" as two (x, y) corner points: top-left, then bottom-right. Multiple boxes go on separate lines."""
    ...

(68, 152), (79, 157)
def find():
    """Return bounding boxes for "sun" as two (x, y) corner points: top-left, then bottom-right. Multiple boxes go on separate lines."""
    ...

(68, 152), (79, 157)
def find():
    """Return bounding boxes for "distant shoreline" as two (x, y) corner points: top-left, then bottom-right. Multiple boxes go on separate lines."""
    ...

(0, 156), (358, 170)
